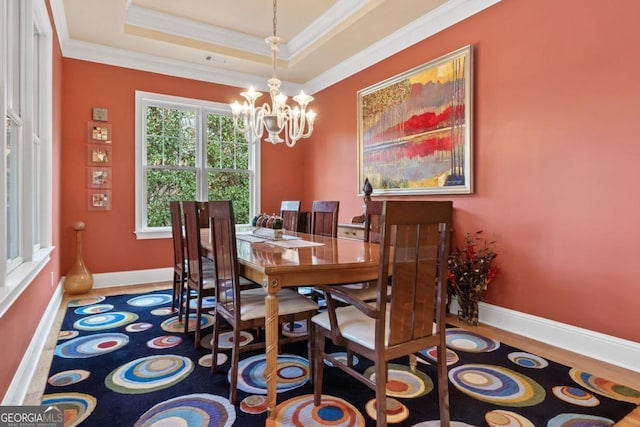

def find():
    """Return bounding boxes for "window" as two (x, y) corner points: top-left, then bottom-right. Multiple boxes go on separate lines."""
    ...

(1, 0), (54, 311)
(135, 91), (260, 239)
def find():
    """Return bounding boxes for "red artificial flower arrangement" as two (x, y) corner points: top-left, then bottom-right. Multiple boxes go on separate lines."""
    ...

(447, 230), (499, 301)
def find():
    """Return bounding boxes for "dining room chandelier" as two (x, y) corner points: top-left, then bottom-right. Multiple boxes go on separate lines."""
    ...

(230, 0), (316, 147)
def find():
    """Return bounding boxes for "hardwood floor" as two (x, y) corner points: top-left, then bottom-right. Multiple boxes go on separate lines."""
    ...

(25, 282), (640, 425)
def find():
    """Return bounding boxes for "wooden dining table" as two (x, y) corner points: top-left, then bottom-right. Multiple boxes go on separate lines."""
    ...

(201, 229), (380, 418)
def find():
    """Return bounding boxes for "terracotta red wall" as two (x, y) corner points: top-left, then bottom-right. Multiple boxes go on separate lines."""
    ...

(0, 0), (64, 400)
(59, 61), (307, 274)
(309, 0), (640, 342)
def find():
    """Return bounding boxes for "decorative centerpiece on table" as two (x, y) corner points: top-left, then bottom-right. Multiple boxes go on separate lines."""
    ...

(251, 213), (284, 239)
(447, 230), (499, 325)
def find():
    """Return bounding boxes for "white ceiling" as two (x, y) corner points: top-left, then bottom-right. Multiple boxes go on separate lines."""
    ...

(51, 0), (500, 94)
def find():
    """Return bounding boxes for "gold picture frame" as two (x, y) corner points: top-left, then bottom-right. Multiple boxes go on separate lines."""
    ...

(357, 45), (473, 195)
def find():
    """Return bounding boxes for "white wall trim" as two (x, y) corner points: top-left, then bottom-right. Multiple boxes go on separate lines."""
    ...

(89, 268), (172, 289)
(450, 299), (640, 373)
(2, 281), (63, 405)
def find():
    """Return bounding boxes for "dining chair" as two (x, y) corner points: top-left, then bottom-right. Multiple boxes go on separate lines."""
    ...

(338, 200), (384, 301)
(313, 200), (385, 304)
(182, 200), (216, 348)
(207, 200), (320, 404)
(310, 200), (339, 238)
(280, 200), (301, 232)
(312, 200), (453, 427)
(169, 201), (187, 315)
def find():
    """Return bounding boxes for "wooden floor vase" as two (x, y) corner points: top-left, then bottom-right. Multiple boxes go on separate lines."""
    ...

(63, 221), (93, 295)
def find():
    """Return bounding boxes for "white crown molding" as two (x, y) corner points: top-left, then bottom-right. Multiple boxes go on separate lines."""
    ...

(305, 0), (502, 93)
(50, 0), (500, 93)
(124, 4), (276, 58)
(60, 38), (306, 95)
(285, 0), (374, 60)
(124, 0), (374, 61)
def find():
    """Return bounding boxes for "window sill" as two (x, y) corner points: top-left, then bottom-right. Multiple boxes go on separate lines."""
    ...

(0, 246), (54, 318)
(134, 229), (171, 240)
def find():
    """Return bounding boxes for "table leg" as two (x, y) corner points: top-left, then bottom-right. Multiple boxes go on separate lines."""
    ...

(265, 286), (279, 418)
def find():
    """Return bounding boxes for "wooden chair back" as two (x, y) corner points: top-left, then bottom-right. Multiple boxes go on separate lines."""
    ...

(380, 200), (452, 347)
(363, 200), (383, 243)
(169, 201), (185, 271)
(310, 200), (339, 237)
(280, 200), (301, 232)
(207, 200), (242, 324)
(207, 200), (319, 404)
(197, 201), (209, 228)
(169, 200), (186, 311)
(182, 201), (204, 288)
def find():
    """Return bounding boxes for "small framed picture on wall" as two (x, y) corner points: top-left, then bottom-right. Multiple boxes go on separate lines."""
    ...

(87, 167), (112, 188)
(87, 122), (112, 143)
(88, 190), (112, 211)
(88, 145), (112, 165)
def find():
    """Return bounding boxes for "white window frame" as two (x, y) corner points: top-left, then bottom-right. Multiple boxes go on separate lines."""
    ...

(0, 0), (54, 316)
(134, 91), (261, 240)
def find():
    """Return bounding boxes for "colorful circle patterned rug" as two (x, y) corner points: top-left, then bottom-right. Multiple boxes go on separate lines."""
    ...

(485, 409), (535, 427)
(324, 352), (360, 367)
(105, 354), (194, 394)
(160, 313), (214, 333)
(58, 330), (79, 340)
(507, 352), (548, 369)
(150, 307), (176, 316)
(55, 333), (129, 358)
(446, 328), (500, 352)
(127, 293), (173, 307)
(552, 386), (600, 407)
(125, 322), (153, 332)
(547, 413), (614, 427)
(364, 397), (409, 423)
(235, 353), (309, 394)
(418, 346), (459, 366)
(198, 352), (228, 368)
(146, 335), (182, 349)
(240, 395), (269, 414)
(73, 311), (139, 331)
(282, 320), (308, 337)
(218, 330), (255, 349)
(186, 295), (217, 309)
(411, 422), (476, 427)
(270, 394), (365, 426)
(41, 392), (96, 427)
(364, 363), (433, 398)
(569, 368), (640, 404)
(74, 304), (114, 315)
(67, 296), (106, 307)
(48, 369), (90, 387)
(448, 364), (545, 407)
(135, 393), (235, 427)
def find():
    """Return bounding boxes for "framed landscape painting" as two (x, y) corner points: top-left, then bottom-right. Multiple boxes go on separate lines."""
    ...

(357, 45), (473, 195)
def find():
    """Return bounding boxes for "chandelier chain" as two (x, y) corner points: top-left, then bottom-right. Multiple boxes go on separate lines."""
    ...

(272, 0), (277, 38)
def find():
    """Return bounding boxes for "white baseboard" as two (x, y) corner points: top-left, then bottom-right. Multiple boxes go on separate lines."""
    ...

(89, 267), (173, 289)
(3, 282), (63, 405)
(450, 299), (640, 373)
